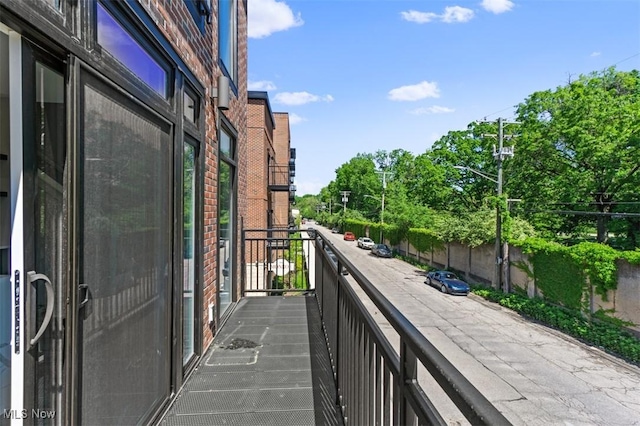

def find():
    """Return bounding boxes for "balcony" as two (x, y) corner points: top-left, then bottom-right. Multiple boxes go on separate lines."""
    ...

(268, 164), (290, 192)
(160, 229), (510, 425)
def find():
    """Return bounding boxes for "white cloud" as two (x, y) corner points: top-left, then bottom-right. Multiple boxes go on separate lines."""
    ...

(481, 0), (514, 14)
(248, 0), (304, 39)
(274, 91), (334, 105)
(248, 80), (277, 91)
(401, 6), (474, 24)
(400, 10), (438, 24)
(410, 106), (455, 115)
(388, 81), (441, 101)
(590, 51), (602, 57)
(288, 113), (307, 124)
(442, 6), (475, 23)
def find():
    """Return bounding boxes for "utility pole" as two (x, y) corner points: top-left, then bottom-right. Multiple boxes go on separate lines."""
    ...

(482, 117), (516, 292)
(376, 170), (391, 243)
(340, 191), (351, 213)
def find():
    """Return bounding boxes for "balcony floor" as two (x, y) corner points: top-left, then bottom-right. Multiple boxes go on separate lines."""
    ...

(160, 296), (344, 426)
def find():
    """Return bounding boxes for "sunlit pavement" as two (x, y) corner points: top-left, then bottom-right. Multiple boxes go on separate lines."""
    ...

(312, 224), (640, 426)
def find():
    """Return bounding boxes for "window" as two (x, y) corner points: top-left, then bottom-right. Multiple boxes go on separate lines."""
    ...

(44, 0), (61, 10)
(218, 0), (237, 83)
(96, 2), (169, 97)
(183, 140), (198, 366)
(219, 126), (234, 158)
(218, 125), (236, 317)
(184, 0), (211, 32)
(183, 91), (197, 124)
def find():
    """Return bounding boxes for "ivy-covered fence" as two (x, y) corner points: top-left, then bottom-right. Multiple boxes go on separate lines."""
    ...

(344, 217), (640, 331)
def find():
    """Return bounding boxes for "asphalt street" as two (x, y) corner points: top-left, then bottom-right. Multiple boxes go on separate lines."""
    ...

(305, 224), (640, 426)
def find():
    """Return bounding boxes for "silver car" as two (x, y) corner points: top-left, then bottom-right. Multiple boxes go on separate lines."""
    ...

(357, 237), (375, 249)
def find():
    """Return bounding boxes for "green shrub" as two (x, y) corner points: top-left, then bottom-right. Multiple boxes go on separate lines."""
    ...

(471, 286), (640, 364)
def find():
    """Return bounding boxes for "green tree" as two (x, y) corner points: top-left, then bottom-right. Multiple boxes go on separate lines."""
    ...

(295, 194), (322, 219)
(512, 67), (640, 243)
(333, 154), (380, 215)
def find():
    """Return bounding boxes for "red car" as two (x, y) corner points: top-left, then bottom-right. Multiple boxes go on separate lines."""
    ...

(343, 232), (356, 241)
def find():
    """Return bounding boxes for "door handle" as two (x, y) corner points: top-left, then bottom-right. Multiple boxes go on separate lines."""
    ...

(78, 283), (92, 318)
(27, 271), (54, 350)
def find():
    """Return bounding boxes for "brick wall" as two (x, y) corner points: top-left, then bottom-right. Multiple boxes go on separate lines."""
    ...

(246, 97), (275, 262)
(233, 0), (249, 347)
(246, 98), (274, 231)
(137, 0), (248, 350)
(273, 112), (291, 228)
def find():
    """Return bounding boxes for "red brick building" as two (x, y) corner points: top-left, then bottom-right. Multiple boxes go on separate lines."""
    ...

(246, 92), (276, 232)
(244, 93), (295, 294)
(273, 112), (295, 229)
(246, 92), (295, 233)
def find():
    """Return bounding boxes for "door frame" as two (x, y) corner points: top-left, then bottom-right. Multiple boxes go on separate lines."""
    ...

(6, 26), (71, 426)
(7, 24), (26, 425)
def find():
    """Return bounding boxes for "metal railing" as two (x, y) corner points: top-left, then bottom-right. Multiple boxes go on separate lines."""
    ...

(241, 228), (314, 296)
(241, 228), (511, 425)
(268, 164), (290, 189)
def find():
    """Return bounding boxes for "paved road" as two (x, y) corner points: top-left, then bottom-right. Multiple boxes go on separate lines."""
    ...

(309, 224), (640, 426)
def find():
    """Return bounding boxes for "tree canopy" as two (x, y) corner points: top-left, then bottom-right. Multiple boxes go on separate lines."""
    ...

(310, 67), (640, 248)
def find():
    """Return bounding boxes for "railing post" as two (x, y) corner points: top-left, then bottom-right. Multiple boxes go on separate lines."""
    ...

(335, 273), (341, 407)
(240, 222), (245, 298)
(399, 341), (417, 426)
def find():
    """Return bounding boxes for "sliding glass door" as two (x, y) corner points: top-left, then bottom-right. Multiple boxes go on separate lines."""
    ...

(76, 69), (172, 425)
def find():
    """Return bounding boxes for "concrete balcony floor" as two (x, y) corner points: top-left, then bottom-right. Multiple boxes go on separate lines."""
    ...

(161, 296), (344, 426)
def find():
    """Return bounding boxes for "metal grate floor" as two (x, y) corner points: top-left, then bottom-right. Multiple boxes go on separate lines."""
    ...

(160, 296), (344, 426)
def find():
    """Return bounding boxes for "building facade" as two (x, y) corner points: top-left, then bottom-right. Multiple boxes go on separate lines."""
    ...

(243, 93), (295, 294)
(245, 93), (295, 231)
(246, 91), (275, 231)
(273, 112), (295, 229)
(0, 0), (247, 424)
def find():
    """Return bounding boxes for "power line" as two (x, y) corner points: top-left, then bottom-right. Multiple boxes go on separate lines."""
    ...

(524, 210), (640, 218)
(536, 201), (640, 206)
(612, 52), (640, 67)
(478, 52), (640, 122)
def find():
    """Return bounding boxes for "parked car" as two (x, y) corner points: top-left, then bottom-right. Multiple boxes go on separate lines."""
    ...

(425, 270), (470, 295)
(305, 227), (316, 238)
(331, 227), (340, 233)
(371, 244), (392, 258)
(325, 248), (348, 275)
(357, 237), (375, 249)
(343, 231), (356, 241)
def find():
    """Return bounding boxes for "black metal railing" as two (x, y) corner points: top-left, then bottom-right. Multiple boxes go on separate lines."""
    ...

(241, 228), (314, 296)
(241, 228), (511, 425)
(268, 164), (290, 191)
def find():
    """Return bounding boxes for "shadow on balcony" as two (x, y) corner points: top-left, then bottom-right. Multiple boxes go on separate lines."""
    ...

(160, 296), (343, 425)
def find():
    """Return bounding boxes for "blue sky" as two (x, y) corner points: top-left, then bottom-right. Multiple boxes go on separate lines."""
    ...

(247, 0), (640, 196)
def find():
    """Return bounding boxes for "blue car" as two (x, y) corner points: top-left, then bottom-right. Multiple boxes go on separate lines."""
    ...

(371, 244), (392, 258)
(425, 270), (470, 295)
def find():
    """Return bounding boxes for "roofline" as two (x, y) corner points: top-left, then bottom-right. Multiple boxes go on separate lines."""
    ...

(248, 91), (275, 129)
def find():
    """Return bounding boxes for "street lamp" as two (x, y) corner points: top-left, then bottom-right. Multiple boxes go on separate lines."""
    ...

(454, 165), (503, 290)
(364, 194), (385, 242)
